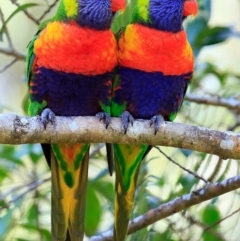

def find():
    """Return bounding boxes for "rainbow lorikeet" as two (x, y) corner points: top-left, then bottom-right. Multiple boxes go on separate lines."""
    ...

(111, 0), (198, 240)
(26, 0), (126, 240)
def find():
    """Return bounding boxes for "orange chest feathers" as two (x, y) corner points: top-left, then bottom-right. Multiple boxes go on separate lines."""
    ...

(118, 24), (194, 75)
(34, 21), (118, 75)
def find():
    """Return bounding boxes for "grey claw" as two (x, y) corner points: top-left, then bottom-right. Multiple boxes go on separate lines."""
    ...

(96, 112), (111, 129)
(121, 111), (134, 134)
(150, 114), (165, 135)
(41, 108), (55, 129)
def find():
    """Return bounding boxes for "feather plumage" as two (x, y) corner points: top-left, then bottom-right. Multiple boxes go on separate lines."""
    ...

(26, 0), (126, 240)
(112, 0), (198, 240)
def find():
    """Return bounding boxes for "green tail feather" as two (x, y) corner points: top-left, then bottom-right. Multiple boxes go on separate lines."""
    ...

(113, 144), (148, 241)
(51, 145), (89, 241)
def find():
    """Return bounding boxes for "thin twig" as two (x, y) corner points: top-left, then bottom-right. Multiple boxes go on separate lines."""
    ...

(10, 0), (39, 25)
(0, 58), (18, 73)
(38, 0), (59, 22)
(90, 143), (105, 158)
(166, 219), (185, 241)
(0, 177), (50, 211)
(204, 207), (240, 231)
(184, 214), (226, 241)
(0, 7), (13, 48)
(208, 157), (224, 182)
(0, 46), (26, 60)
(155, 146), (209, 184)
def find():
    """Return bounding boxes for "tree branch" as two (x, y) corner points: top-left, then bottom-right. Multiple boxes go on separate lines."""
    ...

(0, 177), (50, 211)
(0, 7), (13, 48)
(37, 0), (59, 23)
(0, 114), (239, 159)
(0, 46), (26, 60)
(10, 0), (39, 25)
(0, 57), (18, 73)
(90, 174), (240, 241)
(185, 93), (240, 111)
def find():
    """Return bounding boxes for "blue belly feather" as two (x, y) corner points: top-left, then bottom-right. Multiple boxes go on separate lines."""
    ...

(113, 67), (192, 120)
(30, 67), (112, 116)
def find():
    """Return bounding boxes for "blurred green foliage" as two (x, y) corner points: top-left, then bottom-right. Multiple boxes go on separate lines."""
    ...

(0, 0), (240, 240)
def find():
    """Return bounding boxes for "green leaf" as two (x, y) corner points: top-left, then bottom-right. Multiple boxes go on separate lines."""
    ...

(146, 194), (161, 210)
(201, 204), (222, 241)
(178, 174), (199, 193)
(198, 0), (211, 21)
(0, 3), (38, 41)
(186, 0), (211, 57)
(0, 195), (25, 238)
(28, 144), (43, 164)
(0, 208), (14, 237)
(201, 205), (221, 225)
(195, 26), (239, 47)
(186, 16), (208, 57)
(0, 167), (9, 183)
(93, 180), (114, 203)
(22, 93), (30, 115)
(148, 228), (175, 241)
(20, 224), (51, 241)
(112, 0), (137, 33)
(84, 184), (102, 236)
(26, 203), (38, 225)
(202, 232), (221, 241)
(0, 145), (25, 168)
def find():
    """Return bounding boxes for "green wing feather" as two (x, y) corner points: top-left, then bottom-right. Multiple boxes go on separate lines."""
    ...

(115, 26), (126, 41)
(26, 20), (50, 85)
(26, 20), (53, 116)
(113, 143), (149, 240)
(26, 32), (38, 87)
(112, 24), (152, 241)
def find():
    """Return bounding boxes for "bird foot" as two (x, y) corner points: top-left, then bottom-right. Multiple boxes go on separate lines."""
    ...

(96, 112), (111, 129)
(40, 108), (55, 129)
(121, 111), (134, 134)
(150, 114), (165, 135)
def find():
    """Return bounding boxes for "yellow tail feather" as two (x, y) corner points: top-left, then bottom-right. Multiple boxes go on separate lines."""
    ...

(113, 144), (148, 241)
(51, 147), (89, 241)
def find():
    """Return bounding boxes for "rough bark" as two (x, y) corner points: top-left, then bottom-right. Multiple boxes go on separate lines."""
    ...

(0, 114), (239, 159)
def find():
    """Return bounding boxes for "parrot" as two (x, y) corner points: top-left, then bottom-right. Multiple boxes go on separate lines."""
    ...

(111, 0), (198, 240)
(26, 0), (126, 240)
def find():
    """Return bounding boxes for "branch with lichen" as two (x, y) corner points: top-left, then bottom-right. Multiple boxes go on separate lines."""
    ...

(0, 114), (239, 159)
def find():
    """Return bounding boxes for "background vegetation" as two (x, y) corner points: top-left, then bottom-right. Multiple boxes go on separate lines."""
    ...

(0, 0), (240, 240)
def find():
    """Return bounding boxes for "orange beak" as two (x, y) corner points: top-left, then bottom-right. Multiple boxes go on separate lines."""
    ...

(183, 0), (198, 17)
(111, 0), (126, 13)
